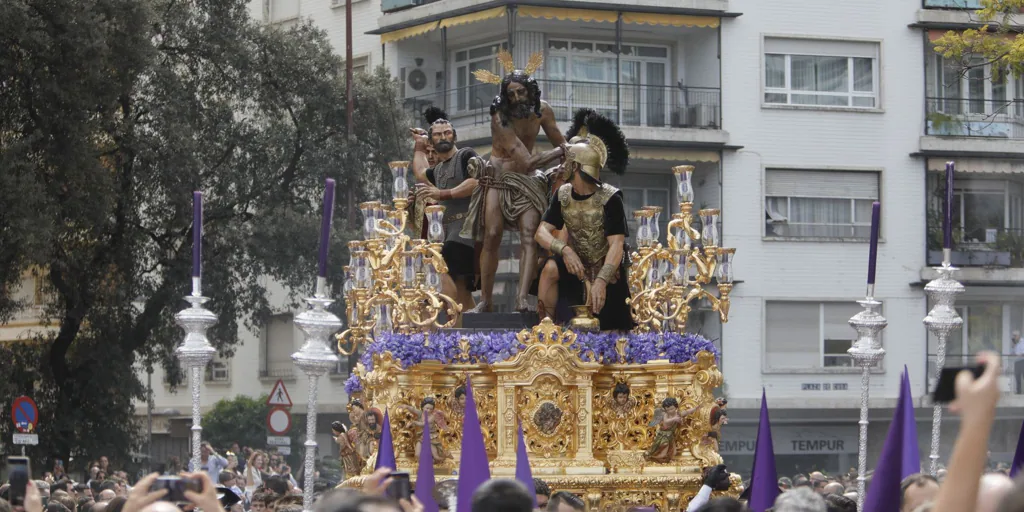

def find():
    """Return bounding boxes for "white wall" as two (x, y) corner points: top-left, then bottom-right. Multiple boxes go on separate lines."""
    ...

(251, 0), (385, 71)
(720, 0), (927, 407)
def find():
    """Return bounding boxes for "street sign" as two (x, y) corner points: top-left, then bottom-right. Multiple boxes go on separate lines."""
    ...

(11, 396), (38, 434)
(275, 446), (291, 456)
(12, 434), (38, 445)
(267, 436), (291, 447)
(267, 380), (293, 407)
(266, 407), (292, 435)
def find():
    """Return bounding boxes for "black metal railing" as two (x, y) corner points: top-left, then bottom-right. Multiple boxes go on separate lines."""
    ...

(926, 97), (1024, 138)
(926, 226), (1024, 267)
(404, 82), (721, 130)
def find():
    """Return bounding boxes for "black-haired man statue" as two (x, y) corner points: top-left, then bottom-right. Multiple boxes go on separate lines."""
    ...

(461, 51), (568, 314)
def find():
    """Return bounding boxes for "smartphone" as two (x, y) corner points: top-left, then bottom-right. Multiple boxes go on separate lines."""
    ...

(932, 364), (986, 403)
(150, 476), (203, 502)
(7, 456), (31, 507)
(386, 472), (412, 501)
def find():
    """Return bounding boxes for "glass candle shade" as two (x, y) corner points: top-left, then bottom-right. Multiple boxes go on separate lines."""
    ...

(343, 265), (354, 295)
(673, 165), (695, 204)
(348, 298), (360, 326)
(670, 213), (692, 249)
(359, 201), (381, 240)
(389, 161), (410, 201)
(699, 209), (720, 247)
(717, 248), (736, 284)
(648, 206), (663, 244)
(425, 264), (442, 293)
(373, 205), (387, 237)
(353, 251), (372, 289)
(672, 250), (689, 285)
(635, 210), (654, 248)
(400, 251), (417, 288)
(374, 303), (393, 335)
(425, 205), (446, 244)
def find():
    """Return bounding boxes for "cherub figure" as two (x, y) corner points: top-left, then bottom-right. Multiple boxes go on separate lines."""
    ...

(610, 382), (637, 417)
(332, 420), (365, 477)
(645, 397), (698, 463)
(400, 397), (453, 463)
(703, 398), (729, 452)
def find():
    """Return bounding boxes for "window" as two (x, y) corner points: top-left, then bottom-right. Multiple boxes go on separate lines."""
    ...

(764, 38), (879, 109)
(267, 0), (299, 23)
(262, 314), (295, 379)
(546, 39), (670, 126)
(766, 301), (869, 370)
(453, 42), (507, 112)
(928, 53), (1024, 137)
(205, 361), (230, 383)
(765, 169), (879, 239)
(931, 176), (1024, 243)
(347, 56), (370, 75)
(603, 173), (673, 246)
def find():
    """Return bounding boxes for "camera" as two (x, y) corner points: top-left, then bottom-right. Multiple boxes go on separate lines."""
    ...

(149, 476), (203, 502)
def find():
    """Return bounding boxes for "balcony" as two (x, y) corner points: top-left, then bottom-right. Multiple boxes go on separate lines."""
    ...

(927, 353), (1024, 404)
(926, 227), (1024, 267)
(923, 0), (982, 8)
(926, 97), (1024, 139)
(405, 81), (721, 132)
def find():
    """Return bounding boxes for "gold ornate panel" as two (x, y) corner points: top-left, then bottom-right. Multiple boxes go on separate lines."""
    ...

(517, 374), (579, 459)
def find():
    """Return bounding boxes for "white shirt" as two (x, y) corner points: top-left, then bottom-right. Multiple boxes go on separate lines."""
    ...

(1014, 338), (1024, 356)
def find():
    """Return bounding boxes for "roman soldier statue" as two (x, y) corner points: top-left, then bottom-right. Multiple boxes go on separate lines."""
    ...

(534, 108), (633, 331)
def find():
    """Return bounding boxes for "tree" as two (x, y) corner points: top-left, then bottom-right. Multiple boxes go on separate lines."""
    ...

(201, 395), (304, 466)
(932, 0), (1024, 79)
(0, 0), (410, 471)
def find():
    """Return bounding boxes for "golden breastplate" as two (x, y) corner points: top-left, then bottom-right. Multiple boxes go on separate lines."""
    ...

(559, 184), (617, 268)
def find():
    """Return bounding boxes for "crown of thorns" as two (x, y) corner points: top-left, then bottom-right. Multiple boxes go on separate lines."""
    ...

(472, 50), (543, 84)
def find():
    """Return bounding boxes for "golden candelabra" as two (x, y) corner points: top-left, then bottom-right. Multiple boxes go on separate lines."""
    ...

(336, 161), (462, 356)
(627, 166), (735, 333)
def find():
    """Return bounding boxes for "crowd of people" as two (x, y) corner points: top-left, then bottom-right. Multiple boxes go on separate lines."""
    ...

(2, 352), (1022, 512)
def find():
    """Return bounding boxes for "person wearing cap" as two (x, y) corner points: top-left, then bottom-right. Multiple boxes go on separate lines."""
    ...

(534, 108), (632, 331)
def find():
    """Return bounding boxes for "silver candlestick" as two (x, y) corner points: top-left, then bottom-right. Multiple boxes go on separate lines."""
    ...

(292, 277), (341, 511)
(174, 278), (218, 474)
(847, 288), (887, 512)
(923, 257), (964, 476)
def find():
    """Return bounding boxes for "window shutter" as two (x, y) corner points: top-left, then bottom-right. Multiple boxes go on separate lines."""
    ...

(766, 169), (879, 199)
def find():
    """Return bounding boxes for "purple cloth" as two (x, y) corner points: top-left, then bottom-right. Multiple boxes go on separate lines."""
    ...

(515, 421), (537, 507)
(456, 381), (491, 512)
(864, 368), (921, 511)
(748, 389), (779, 512)
(375, 409), (397, 471)
(1011, 419), (1024, 477)
(416, 415), (440, 512)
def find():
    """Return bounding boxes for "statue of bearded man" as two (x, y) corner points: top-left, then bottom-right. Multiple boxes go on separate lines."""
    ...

(460, 53), (568, 313)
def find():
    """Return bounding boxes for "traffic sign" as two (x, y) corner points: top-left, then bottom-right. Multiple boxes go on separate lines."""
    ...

(267, 380), (293, 407)
(12, 434), (38, 445)
(267, 436), (291, 447)
(267, 407), (292, 435)
(11, 396), (38, 434)
(275, 446), (291, 456)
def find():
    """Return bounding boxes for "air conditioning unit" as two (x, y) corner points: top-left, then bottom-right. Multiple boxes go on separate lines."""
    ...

(402, 58), (436, 100)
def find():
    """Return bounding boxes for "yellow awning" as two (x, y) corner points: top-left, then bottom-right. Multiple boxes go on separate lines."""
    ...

(517, 6), (617, 23)
(380, 21), (440, 44)
(621, 12), (719, 28)
(632, 148), (720, 162)
(927, 157), (1024, 174)
(440, 6), (506, 28)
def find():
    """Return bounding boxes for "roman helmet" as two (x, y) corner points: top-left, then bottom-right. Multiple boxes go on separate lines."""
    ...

(564, 108), (629, 183)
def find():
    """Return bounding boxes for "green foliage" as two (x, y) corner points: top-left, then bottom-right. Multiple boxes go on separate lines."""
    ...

(0, 0), (410, 470)
(201, 395), (305, 467)
(932, 0), (1024, 79)
(996, 230), (1024, 265)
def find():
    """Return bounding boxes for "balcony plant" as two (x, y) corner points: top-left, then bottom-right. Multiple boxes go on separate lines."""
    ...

(995, 231), (1024, 266)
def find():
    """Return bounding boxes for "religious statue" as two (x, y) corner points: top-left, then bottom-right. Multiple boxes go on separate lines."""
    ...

(645, 397), (698, 463)
(348, 400), (381, 462)
(610, 382), (637, 417)
(703, 398), (729, 452)
(534, 108), (633, 331)
(412, 107), (480, 314)
(400, 397), (453, 463)
(461, 51), (568, 313)
(332, 420), (365, 477)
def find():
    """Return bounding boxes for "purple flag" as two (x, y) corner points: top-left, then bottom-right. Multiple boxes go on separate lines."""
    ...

(515, 421), (537, 507)
(416, 414), (440, 512)
(456, 380), (491, 512)
(375, 409), (397, 471)
(1011, 419), (1024, 477)
(864, 367), (921, 511)
(748, 389), (779, 512)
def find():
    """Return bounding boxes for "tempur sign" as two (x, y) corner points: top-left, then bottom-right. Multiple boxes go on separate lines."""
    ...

(719, 427), (856, 455)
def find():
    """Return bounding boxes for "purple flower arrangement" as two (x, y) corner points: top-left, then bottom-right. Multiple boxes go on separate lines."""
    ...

(345, 329), (719, 393)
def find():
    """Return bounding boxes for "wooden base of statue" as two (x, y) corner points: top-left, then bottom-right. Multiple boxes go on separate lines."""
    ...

(340, 319), (740, 510)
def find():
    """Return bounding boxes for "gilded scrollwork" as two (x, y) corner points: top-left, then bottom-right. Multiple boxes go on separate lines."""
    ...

(517, 375), (578, 459)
